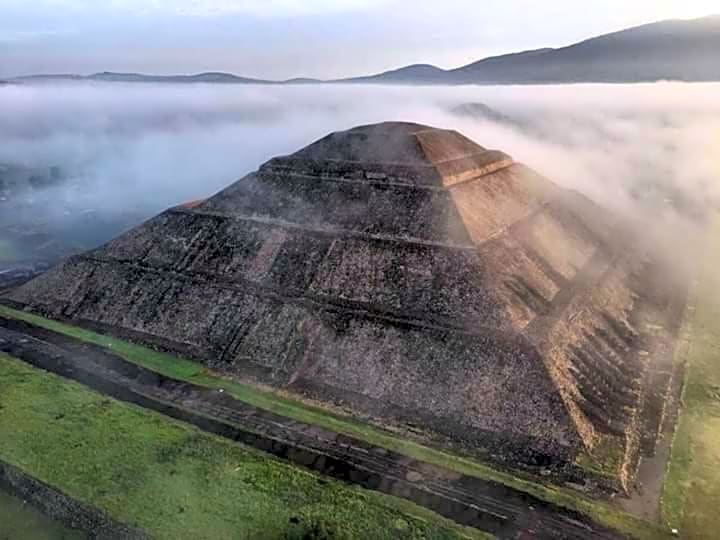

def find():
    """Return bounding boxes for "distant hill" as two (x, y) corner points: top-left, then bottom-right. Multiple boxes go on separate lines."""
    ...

(14, 74), (83, 82)
(282, 77), (323, 85)
(337, 64), (449, 84)
(357, 16), (720, 84)
(14, 71), (321, 85)
(86, 71), (272, 84)
(11, 15), (720, 85)
(446, 16), (720, 83)
(449, 103), (516, 125)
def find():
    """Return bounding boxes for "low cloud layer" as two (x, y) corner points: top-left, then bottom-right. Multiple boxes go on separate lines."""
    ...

(1, 81), (718, 261)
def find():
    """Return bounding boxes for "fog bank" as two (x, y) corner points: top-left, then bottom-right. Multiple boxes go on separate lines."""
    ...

(1, 81), (718, 265)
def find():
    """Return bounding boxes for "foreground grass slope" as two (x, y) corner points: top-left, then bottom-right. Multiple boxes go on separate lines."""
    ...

(0, 353), (489, 540)
(0, 305), (670, 540)
(662, 215), (720, 539)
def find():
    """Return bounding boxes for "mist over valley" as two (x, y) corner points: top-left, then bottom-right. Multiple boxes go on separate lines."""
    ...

(1, 81), (717, 277)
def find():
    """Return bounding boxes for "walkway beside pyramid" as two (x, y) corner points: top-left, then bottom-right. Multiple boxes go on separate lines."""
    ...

(5, 122), (671, 486)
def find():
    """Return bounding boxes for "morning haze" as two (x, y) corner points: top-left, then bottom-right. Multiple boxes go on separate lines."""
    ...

(1, 2), (719, 540)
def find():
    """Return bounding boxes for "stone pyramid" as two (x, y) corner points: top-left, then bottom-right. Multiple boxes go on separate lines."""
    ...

(5, 122), (654, 474)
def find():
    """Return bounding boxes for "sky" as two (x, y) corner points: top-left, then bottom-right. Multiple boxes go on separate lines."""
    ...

(0, 0), (718, 79)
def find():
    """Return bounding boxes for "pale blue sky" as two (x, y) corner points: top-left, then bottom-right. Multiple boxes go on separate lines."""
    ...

(1, 0), (717, 79)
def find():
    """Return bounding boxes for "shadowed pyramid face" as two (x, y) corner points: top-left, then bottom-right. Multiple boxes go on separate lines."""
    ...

(5, 122), (653, 474)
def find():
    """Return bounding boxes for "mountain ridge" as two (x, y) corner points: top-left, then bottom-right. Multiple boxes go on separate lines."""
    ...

(9, 15), (719, 85)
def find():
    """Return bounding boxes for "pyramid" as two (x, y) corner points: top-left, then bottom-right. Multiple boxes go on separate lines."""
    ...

(5, 122), (654, 473)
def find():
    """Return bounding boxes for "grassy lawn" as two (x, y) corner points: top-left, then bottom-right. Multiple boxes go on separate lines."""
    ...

(0, 305), (672, 540)
(661, 215), (720, 539)
(0, 353), (491, 540)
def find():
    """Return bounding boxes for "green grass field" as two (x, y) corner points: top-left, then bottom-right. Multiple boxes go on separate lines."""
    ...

(661, 215), (720, 539)
(0, 304), (670, 540)
(0, 353), (491, 540)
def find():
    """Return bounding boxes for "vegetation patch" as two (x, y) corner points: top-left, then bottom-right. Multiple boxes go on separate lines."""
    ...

(661, 215), (720, 538)
(0, 305), (671, 539)
(575, 435), (625, 481)
(0, 352), (490, 540)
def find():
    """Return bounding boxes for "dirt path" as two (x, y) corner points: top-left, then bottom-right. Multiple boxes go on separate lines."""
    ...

(0, 316), (624, 540)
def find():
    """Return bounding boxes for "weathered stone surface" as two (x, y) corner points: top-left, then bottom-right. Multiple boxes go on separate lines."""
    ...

(4, 122), (666, 474)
